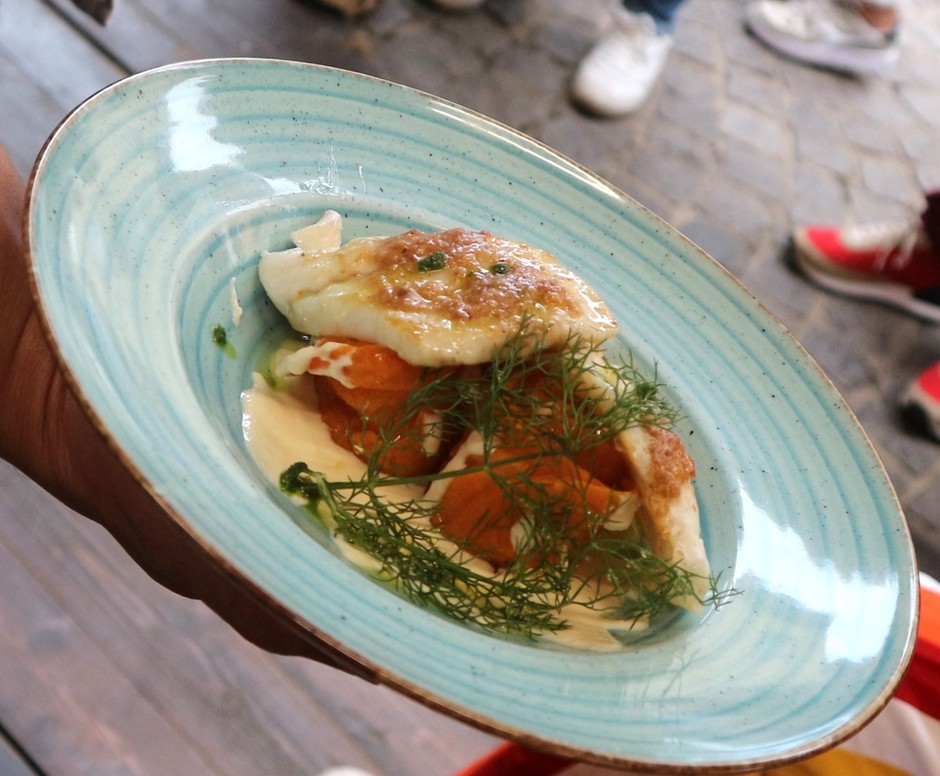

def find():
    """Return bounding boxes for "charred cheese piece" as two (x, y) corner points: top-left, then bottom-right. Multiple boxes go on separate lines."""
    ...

(259, 211), (617, 367)
(618, 425), (710, 610)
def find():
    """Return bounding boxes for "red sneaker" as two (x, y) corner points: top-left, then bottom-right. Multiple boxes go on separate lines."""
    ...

(792, 221), (940, 322)
(902, 362), (940, 444)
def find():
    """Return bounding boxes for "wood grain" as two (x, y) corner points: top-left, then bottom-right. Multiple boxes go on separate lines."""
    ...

(0, 460), (497, 776)
(0, 727), (37, 776)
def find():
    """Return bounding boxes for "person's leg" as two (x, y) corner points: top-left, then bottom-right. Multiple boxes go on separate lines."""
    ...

(570, 0), (686, 117)
(622, 0), (685, 32)
(786, 189), (940, 444)
(789, 191), (940, 323)
(902, 362), (940, 444)
(901, 190), (940, 444)
(744, 0), (901, 75)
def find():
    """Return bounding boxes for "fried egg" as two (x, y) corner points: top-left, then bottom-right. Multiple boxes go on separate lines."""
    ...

(259, 211), (618, 367)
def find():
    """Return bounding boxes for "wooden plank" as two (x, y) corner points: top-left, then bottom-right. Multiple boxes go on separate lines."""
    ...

(0, 51), (69, 176)
(0, 0), (125, 109)
(0, 0), (127, 174)
(68, 0), (113, 25)
(276, 661), (501, 773)
(44, 0), (365, 73)
(0, 482), (371, 776)
(57, 0), (379, 24)
(42, 0), (201, 72)
(0, 461), (498, 776)
(0, 470), (221, 774)
(0, 728), (38, 776)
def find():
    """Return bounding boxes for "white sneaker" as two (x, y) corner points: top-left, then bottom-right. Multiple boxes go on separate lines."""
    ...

(745, 0), (899, 75)
(426, 0), (485, 10)
(571, 9), (673, 117)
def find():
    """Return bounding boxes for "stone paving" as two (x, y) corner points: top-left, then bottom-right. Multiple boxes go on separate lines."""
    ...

(324, 0), (940, 575)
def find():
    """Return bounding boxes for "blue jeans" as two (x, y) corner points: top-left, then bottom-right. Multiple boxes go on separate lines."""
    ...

(623, 0), (686, 33)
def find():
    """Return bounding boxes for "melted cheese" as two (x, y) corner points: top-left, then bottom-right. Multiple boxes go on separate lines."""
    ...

(259, 211), (618, 367)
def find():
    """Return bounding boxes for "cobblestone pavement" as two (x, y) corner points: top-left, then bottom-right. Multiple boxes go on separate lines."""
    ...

(313, 0), (940, 575)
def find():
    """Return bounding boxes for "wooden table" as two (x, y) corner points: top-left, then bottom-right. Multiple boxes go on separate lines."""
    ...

(0, 1), (502, 773)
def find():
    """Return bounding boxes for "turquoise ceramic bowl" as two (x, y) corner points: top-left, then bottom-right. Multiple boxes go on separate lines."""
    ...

(26, 59), (917, 772)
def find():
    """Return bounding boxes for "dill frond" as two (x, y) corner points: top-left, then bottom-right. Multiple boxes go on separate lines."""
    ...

(279, 324), (727, 642)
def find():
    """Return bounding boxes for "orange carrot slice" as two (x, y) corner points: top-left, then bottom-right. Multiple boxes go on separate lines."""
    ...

(309, 337), (429, 390)
(314, 376), (445, 477)
(433, 449), (623, 568)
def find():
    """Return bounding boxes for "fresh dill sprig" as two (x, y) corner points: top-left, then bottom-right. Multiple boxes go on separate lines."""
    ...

(280, 325), (723, 641)
(281, 462), (572, 635)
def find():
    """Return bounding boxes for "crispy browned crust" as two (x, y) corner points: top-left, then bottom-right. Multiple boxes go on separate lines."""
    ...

(618, 425), (710, 608)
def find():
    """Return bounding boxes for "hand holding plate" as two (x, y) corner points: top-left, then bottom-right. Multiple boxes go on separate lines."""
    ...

(0, 145), (371, 678)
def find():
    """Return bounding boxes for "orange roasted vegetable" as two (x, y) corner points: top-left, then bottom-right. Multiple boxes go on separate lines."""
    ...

(432, 448), (627, 568)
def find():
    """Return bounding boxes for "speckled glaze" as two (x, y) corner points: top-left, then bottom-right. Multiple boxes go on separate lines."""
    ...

(26, 59), (917, 772)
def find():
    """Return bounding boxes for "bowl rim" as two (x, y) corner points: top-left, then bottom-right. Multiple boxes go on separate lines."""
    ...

(23, 56), (920, 773)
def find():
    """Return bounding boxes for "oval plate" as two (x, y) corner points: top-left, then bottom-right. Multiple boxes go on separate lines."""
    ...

(26, 59), (917, 772)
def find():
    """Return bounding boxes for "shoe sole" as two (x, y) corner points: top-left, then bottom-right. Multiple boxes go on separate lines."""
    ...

(790, 240), (940, 324)
(745, 15), (898, 76)
(900, 400), (940, 444)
